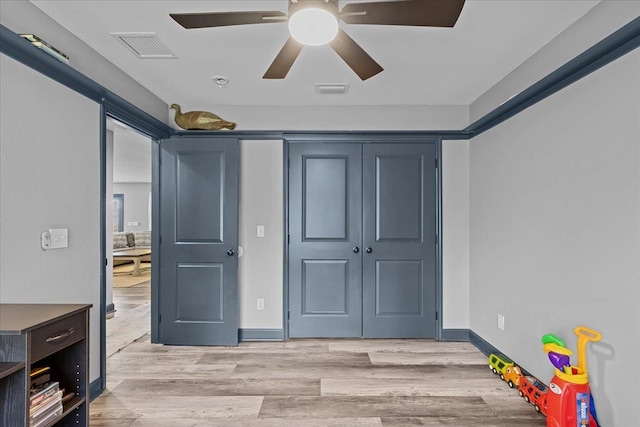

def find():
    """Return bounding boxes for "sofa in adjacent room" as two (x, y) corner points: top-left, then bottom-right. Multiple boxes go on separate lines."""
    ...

(112, 230), (151, 266)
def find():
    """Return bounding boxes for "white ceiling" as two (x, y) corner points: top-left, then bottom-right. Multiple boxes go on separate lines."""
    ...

(30, 0), (599, 108)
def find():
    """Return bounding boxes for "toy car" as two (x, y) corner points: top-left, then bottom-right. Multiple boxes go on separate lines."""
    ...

(518, 375), (548, 415)
(503, 365), (523, 388)
(488, 353), (514, 380)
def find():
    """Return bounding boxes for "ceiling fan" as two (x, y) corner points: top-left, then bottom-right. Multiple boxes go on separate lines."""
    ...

(170, 0), (466, 81)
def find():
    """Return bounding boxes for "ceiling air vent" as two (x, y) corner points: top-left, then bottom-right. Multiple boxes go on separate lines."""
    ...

(111, 32), (178, 59)
(316, 84), (349, 95)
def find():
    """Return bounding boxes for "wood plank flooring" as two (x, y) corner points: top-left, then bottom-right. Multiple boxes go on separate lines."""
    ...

(94, 283), (546, 426)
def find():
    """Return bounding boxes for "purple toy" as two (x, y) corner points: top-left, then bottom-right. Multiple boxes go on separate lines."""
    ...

(548, 351), (570, 370)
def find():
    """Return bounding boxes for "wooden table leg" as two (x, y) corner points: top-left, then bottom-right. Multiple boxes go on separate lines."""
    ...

(132, 258), (141, 276)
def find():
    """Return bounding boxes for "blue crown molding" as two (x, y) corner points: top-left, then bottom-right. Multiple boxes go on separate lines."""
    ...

(0, 24), (174, 139)
(3, 17), (638, 141)
(172, 130), (472, 140)
(465, 17), (640, 137)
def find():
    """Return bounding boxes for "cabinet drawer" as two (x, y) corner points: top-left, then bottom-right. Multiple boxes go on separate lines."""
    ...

(30, 312), (86, 363)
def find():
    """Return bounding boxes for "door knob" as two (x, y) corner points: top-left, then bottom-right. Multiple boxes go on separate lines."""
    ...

(365, 247), (373, 254)
(353, 246), (360, 254)
(226, 249), (235, 256)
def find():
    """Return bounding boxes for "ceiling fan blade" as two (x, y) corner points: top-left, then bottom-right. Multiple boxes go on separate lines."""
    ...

(341, 0), (465, 27)
(263, 37), (304, 79)
(329, 29), (383, 81)
(170, 11), (287, 29)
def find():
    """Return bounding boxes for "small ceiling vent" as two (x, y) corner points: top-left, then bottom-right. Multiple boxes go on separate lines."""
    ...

(316, 84), (349, 95)
(111, 32), (178, 59)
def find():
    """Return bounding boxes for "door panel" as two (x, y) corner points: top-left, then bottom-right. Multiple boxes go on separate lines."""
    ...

(376, 156), (423, 241)
(159, 138), (239, 345)
(175, 151), (224, 242)
(363, 144), (436, 338)
(304, 157), (348, 240)
(302, 260), (349, 314)
(375, 260), (423, 315)
(289, 143), (362, 337)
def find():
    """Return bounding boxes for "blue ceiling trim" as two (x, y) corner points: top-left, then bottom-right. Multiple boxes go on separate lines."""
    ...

(465, 17), (640, 137)
(172, 130), (472, 140)
(2, 16), (639, 141)
(0, 24), (174, 139)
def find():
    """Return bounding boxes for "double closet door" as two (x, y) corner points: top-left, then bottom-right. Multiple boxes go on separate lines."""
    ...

(288, 141), (437, 338)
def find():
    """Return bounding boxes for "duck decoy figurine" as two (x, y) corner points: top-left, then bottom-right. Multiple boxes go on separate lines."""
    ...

(170, 104), (236, 130)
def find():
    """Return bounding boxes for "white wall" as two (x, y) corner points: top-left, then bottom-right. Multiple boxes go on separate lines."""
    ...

(112, 183), (152, 231)
(471, 1), (640, 122)
(442, 140), (470, 329)
(0, 53), (102, 384)
(0, 0), (168, 123)
(239, 140), (284, 330)
(469, 49), (640, 426)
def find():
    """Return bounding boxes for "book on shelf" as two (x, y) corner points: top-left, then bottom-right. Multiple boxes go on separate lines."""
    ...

(29, 390), (62, 426)
(30, 403), (63, 427)
(30, 380), (59, 405)
(18, 34), (70, 64)
(30, 389), (63, 416)
(30, 367), (51, 389)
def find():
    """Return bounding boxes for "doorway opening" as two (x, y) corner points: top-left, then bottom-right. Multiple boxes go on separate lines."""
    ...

(105, 116), (153, 358)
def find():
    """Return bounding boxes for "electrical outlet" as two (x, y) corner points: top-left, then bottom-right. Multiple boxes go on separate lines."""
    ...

(257, 298), (264, 310)
(497, 314), (505, 331)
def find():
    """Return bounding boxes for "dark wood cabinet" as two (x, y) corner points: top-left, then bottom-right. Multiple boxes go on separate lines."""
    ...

(0, 304), (92, 427)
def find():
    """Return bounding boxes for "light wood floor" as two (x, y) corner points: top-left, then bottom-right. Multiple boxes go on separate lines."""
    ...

(94, 283), (546, 426)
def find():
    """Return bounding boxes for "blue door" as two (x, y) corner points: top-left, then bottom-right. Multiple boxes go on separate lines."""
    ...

(288, 141), (437, 338)
(158, 138), (239, 345)
(362, 143), (437, 338)
(288, 143), (363, 337)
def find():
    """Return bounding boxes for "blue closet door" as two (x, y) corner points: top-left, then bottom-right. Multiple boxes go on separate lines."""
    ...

(288, 143), (363, 337)
(362, 143), (437, 338)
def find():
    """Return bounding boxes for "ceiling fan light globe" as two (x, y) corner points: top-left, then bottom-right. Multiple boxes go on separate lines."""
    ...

(288, 8), (339, 46)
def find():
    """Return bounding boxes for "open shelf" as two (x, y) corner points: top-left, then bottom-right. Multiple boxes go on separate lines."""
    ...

(38, 396), (86, 427)
(0, 362), (25, 380)
(1, 304), (91, 426)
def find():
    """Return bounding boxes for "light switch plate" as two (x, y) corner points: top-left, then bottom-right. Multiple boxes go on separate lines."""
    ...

(257, 225), (265, 238)
(49, 228), (69, 249)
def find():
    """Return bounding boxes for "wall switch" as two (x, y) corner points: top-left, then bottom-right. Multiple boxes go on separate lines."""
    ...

(42, 229), (68, 250)
(257, 298), (265, 310)
(50, 229), (69, 249)
(257, 225), (265, 238)
(497, 314), (505, 331)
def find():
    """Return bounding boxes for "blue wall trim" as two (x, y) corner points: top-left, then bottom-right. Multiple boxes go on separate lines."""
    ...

(239, 329), (285, 341)
(465, 17), (640, 137)
(98, 107), (107, 398)
(469, 330), (501, 357)
(441, 328), (470, 342)
(3, 18), (638, 141)
(174, 130), (472, 140)
(89, 378), (103, 402)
